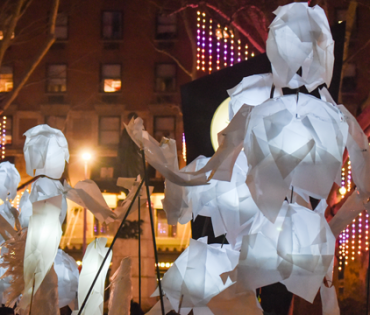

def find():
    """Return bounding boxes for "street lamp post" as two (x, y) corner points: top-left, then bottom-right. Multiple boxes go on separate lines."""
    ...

(82, 152), (91, 254)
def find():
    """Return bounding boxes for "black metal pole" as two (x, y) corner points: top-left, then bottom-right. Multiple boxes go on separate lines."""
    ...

(77, 179), (145, 315)
(138, 195), (142, 309)
(141, 150), (166, 315)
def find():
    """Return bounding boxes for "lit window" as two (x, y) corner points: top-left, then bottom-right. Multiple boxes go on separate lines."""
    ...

(101, 64), (121, 92)
(155, 64), (176, 92)
(102, 11), (122, 40)
(0, 66), (13, 92)
(55, 13), (68, 40)
(154, 116), (175, 142)
(156, 13), (177, 40)
(100, 167), (114, 178)
(99, 116), (120, 146)
(157, 209), (177, 237)
(47, 64), (67, 93)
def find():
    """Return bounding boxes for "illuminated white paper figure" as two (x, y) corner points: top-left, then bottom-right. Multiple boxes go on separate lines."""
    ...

(0, 162), (20, 203)
(155, 237), (239, 315)
(73, 237), (112, 315)
(54, 249), (79, 309)
(18, 195), (63, 313)
(23, 124), (69, 179)
(225, 200), (335, 304)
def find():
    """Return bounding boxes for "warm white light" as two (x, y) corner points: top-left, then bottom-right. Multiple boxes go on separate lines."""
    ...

(82, 152), (91, 161)
(339, 186), (347, 195)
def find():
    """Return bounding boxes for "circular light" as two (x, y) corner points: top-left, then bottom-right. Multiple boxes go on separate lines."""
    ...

(82, 152), (91, 161)
(210, 97), (230, 151)
(339, 186), (347, 195)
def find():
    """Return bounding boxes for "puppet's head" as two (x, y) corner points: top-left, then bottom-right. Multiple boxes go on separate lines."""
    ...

(266, 3), (334, 92)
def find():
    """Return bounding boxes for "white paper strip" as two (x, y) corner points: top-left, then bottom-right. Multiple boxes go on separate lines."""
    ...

(73, 237), (112, 315)
(19, 195), (63, 312)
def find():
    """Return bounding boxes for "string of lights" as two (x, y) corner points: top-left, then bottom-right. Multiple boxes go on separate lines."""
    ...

(196, 11), (254, 74)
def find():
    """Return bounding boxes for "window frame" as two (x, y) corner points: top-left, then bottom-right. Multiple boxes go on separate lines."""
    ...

(98, 115), (121, 146)
(55, 12), (69, 41)
(100, 63), (122, 93)
(0, 65), (13, 93)
(153, 115), (176, 142)
(46, 63), (67, 93)
(154, 63), (177, 93)
(155, 12), (177, 40)
(101, 10), (123, 40)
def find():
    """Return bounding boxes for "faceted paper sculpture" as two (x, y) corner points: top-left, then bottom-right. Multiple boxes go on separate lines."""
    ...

(23, 124), (69, 179)
(0, 162), (20, 203)
(131, 4), (370, 315)
(156, 237), (240, 315)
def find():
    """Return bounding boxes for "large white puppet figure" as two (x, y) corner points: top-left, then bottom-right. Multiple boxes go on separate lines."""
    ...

(126, 3), (370, 315)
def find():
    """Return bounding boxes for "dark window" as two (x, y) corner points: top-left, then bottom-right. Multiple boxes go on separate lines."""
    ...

(99, 116), (120, 146)
(46, 116), (66, 132)
(102, 11), (122, 40)
(0, 66), (13, 92)
(47, 64), (67, 93)
(342, 63), (357, 93)
(155, 64), (176, 92)
(101, 64), (121, 93)
(153, 116), (175, 142)
(156, 13), (177, 40)
(55, 13), (68, 40)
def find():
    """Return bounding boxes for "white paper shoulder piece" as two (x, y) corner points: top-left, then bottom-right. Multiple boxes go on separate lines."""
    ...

(66, 179), (116, 224)
(19, 190), (33, 229)
(157, 237), (239, 314)
(226, 202), (335, 303)
(108, 257), (132, 315)
(23, 124), (69, 179)
(339, 105), (370, 198)
(54, 249), (79, 308)
(329, 189), (366, 238)
(244, 93), (347, 222)
(19, 195), (63, 313)
(266, 3), (334, 92)
(29, 177), (67, 224)
(0, 162), (20, 202)
(227, 73), (282, 120)
(74, 237), (112, 315)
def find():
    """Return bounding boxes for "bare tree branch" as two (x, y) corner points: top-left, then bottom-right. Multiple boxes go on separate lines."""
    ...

(0, 0), (60, 114)
(148, 39), (193, 79)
